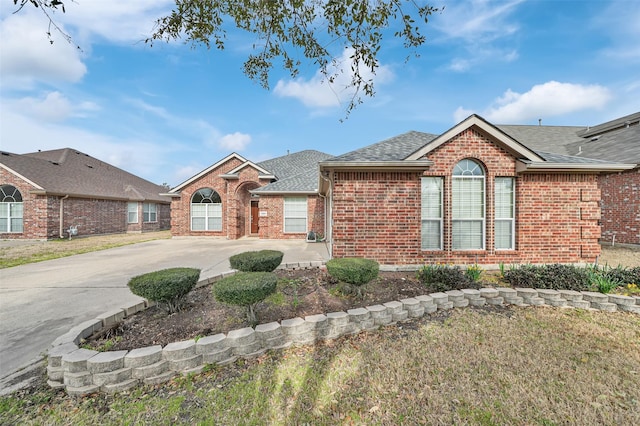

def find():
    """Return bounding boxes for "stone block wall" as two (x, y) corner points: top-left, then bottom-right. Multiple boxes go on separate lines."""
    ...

(46, 265), (640, 396)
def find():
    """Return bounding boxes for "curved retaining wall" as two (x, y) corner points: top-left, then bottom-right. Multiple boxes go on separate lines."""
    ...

(46, 265), (640, 396)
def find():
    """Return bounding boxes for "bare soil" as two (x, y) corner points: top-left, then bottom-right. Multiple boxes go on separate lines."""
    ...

(85, 268), (440, 351)
(83, 242), (639, 352)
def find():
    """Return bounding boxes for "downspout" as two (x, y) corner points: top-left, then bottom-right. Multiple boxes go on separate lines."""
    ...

(320, 171), (333, 258)
(59, 195), (69, 238)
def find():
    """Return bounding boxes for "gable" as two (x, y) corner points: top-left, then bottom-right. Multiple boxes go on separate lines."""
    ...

(169, 153), (249, 193)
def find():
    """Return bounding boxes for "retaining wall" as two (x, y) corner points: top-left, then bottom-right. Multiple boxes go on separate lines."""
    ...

(46, 264), (640, 396)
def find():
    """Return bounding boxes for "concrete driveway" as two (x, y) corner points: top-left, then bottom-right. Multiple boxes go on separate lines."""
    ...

(0, 238), (329, 380)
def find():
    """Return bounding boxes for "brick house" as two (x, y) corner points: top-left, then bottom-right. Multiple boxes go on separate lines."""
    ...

(166, 150), (333, 240)
(318, 115), (634, 266)
(169, 113), (635, 266)
(0, 148), (171, 239)
(499, 111), (640, 246)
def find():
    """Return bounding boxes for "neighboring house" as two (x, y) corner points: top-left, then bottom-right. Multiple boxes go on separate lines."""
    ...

(498, 111), (640, 246)
(166, 150), (333, 240)
(0, 148), (171, 239)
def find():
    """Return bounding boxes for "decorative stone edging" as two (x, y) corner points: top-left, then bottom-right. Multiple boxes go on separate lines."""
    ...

(46, 265), (640, 396)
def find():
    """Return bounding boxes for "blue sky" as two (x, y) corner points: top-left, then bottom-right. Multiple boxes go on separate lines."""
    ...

(1, 0), (638, 187)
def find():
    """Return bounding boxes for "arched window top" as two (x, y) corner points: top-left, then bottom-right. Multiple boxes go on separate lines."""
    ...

(191, 188), (221, 204)
(453, 159), (484, 176)
(0, 185), (22, 202)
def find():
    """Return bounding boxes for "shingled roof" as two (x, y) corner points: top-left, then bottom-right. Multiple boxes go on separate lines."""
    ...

(327, 131), (439, 162)
(254, 150), (334, 193)
(0, 148), (170, 203)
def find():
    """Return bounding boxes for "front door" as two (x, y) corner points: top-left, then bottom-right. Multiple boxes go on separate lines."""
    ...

(250, 201), (259, 234)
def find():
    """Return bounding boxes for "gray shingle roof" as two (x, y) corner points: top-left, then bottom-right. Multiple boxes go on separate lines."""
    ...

(578, 111), (640, 138)
(0, 148), (170, 203)
(496, 125), (585, 156)
(254, 150), (333, 193)
(327, 131), (438, 162)
(565, 124), (640, 163)
(534, 151), (618, 164)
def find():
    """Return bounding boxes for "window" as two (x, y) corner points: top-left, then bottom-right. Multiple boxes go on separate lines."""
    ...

(127, 202), (138, 223)
(452, 159), (485, 250)
(143, 203), (157, 223)
(191, 188), (222, 231)
(284, 197), (307, 233)
(495, 177), (515, 250)
(421, 177), (443, 250)
(0, 185), (23, 233)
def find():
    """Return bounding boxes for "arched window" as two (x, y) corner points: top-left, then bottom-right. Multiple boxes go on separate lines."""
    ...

(0, 185), (24, 233)
(191, 188), (222, 231)
(452, 159), (485, 250)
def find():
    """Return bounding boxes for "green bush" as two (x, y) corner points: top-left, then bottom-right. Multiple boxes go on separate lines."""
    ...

(128, 267), (200, 313)
(502, 264), (590, 291)
(229, 250), (284, 272)
(416, 264), (475, 292)
(326, 258), (379, 297)
(213, 272), (278, 322)
(601, 265), (640, 286)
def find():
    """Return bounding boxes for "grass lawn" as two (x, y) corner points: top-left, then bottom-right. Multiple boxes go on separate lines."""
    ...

(2, 306), (639, 425)
(0, 231), (171, 269)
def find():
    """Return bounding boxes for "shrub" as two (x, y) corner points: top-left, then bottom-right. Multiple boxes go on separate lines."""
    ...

(325, 258), (379, 297)
(229, 250), (284, 272)
(465, 264), (483, 282)
(128, 267), (200, 313)
(502, 264), (590, 291)
(601, 265), (640, 286)
(416, 264), (475, 292)
(213, 272), (278, 322)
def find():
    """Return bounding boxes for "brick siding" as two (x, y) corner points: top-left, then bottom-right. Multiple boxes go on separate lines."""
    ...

(599, 168), (639, 245)
(330, 128), (602, 265)
(170, 157), (325, 240)
(1, 168), (170, 240)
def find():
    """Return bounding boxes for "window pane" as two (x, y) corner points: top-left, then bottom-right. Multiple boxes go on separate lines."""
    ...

(421, 220), (441, 250)
(452, 179), (484, 219)
(284, 197), (307, 233)
(421, 177), (442, 250)
(452, 220), (483, 250)
(495, 177), (515, 249)
(285, 218), (306, 233)
(208, 217), (222, 231)
(192, 217), (205, 230)
(495, 220), (513, 250)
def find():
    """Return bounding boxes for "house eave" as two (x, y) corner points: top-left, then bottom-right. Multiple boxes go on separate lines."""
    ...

(516, 161), (637, 173)
(30, 190), (171, 203)
(249, 190), (318, 195)
(318, 160), (434, 171)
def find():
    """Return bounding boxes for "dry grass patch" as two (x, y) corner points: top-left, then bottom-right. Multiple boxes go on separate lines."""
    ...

(0, 231), (171, 268)
(2, 307), (639, 425)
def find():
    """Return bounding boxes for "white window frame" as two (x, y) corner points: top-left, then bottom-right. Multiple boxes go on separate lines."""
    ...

(190, 188), (222, 231)
(143, 203), (157, 223)
(0, 185), (23, 233)
(495, 177), (515, 250)
(127, 202), (138, 224)
(421, 177), (443, 250)
(284, 196), (308, 234)
(452, 159), (485, 250)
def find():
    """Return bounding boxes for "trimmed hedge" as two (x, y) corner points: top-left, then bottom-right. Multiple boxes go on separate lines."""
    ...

(416, 264), (475, 292)
(503, 264), (591, 291)
(128, 267), (200, 313)
(213, 272), (278, 322)
(326, 258), (379, 297)
(229, 250), (284, 272)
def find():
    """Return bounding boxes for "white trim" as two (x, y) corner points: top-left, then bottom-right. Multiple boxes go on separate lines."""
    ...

(0, 163), (45, 190)
(406, 115), (545, 162)
(169, 153), (249, 193)
(516, 161), (636, 173)
(226, 160), (274, 177)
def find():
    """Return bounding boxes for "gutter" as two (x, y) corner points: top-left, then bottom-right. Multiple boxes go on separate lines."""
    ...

(59, 195), (69, 238)
(516, 161), (637, 173)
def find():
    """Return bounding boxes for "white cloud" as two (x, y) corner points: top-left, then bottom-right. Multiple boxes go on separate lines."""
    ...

(11, 91), (99, 122)
(435, 0), (523, 43)
(0, 12), (86, 87)
(274, 49), (394, 109)
(218, 132), (252, 151)
(455, 81), (612, 123)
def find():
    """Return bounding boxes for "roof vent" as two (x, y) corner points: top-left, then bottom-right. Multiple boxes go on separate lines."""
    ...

(50, 161), (59, 165)
(86, 164), (94, 169)
(626, 120), (631, 128)
(590, 136), (601, 141)
(1, 152), (10, 156)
